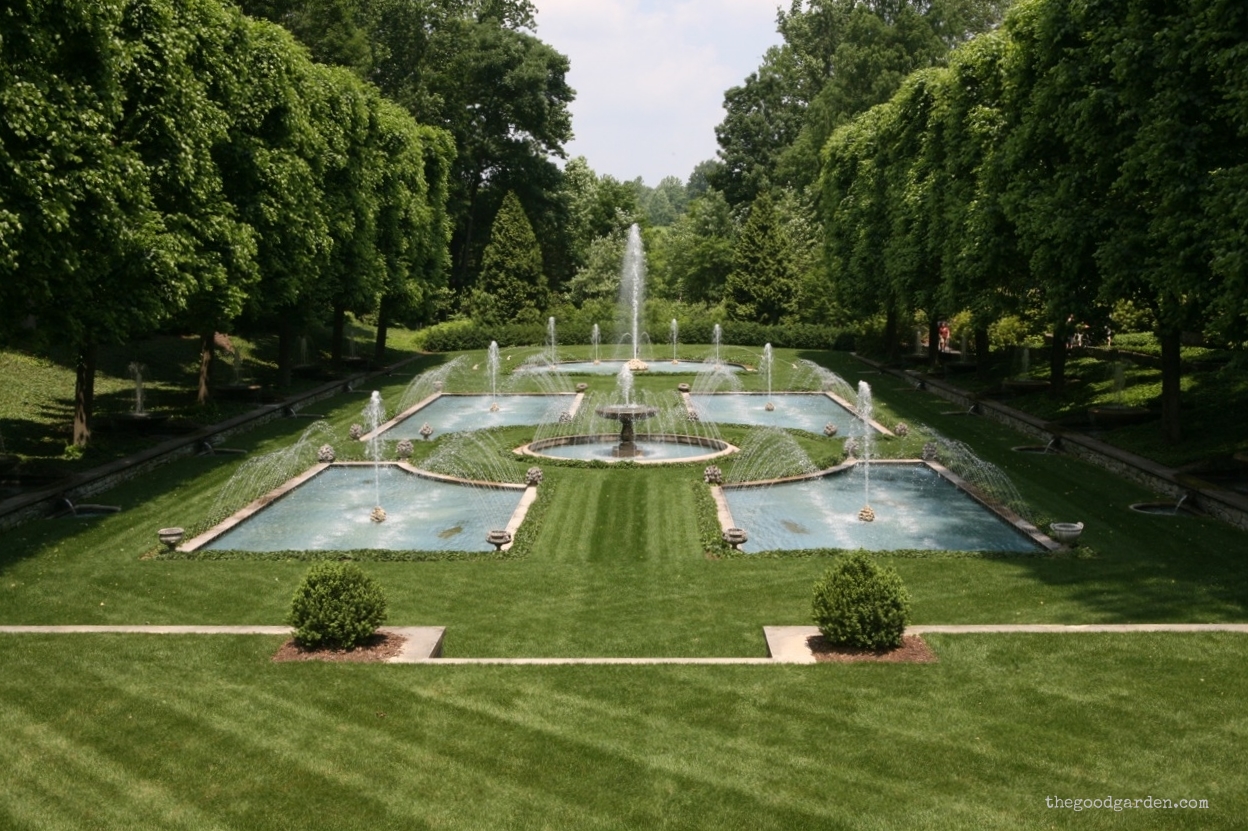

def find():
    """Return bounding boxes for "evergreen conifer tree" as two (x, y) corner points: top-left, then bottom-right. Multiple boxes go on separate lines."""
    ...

(469, 191), (547, 324)
(725, 192), (798, 324)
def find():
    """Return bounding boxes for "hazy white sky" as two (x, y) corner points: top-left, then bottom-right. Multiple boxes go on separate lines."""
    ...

(531, 0), (785, 187)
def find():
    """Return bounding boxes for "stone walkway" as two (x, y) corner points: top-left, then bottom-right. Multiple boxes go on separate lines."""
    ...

(2, 623), (1246, 665)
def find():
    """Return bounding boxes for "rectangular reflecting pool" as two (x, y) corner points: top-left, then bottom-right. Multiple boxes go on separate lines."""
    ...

(722, 463), (1043, 553)
(381, 394), (572, 439)
(690, 392), (862, 434)
(201, 465), (523, 552)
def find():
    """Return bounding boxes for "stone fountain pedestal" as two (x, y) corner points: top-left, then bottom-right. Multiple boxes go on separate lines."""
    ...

(595, 404), (658, 457)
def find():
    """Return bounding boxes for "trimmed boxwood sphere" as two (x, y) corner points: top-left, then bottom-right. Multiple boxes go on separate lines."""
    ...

(811, 552), (911, 650)
(288, 562), (387, 649)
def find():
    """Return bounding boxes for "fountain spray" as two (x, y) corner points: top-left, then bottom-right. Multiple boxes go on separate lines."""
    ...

(671, 319), (679, 364)
(487, 341), (500, 412)
(546, 316), (557, 366)
(128, 362), (146, 416)
(591, 323), (601, 364)
(857, 380), (875, 522)
(621, 225), (647, 368)
(762, 343), (774, 411)
(712, 324), (722, 365)
(365, 391), (386, 522)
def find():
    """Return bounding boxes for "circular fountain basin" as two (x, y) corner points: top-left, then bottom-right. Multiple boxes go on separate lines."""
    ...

(519, 434), (735, 464)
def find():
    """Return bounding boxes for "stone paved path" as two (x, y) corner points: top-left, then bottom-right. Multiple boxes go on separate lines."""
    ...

(2, 623), (1245, 665)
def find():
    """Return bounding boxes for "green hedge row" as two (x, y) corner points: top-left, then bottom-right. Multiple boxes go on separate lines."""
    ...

(418, 319), (856, 353)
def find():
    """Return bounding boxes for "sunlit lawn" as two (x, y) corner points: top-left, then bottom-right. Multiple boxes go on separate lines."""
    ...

(2, 346), (1246, 829)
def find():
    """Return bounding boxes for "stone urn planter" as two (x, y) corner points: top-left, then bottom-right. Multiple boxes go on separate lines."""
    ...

(486, 530), (512, 551)
(1049, 521), (1084, 545)
(158, 527), (185, 550)
(722, 527), (748, 550)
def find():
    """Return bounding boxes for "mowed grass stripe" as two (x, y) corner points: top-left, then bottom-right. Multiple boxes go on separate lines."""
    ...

(2, 634), (1246, 829)
(531, 468), (701, 564)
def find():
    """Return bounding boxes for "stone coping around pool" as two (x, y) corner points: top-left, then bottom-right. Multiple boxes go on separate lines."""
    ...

(360, 391), (582, 443)
(516, 433), (739, 465)
(179, 461), (529, 553)
(715, 458), (1061, 552)
(680, 390), (895, 437)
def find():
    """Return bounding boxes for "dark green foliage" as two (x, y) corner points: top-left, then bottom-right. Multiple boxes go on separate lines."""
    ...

(725, 192), (799, 325)
(811, 552), (911, 649)
(468, 191), (547, 324)
(416, 319), (855, 353)
(287, 562), (387, 649)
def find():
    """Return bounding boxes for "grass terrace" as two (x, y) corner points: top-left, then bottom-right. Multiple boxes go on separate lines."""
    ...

(2, 344), (1247, 828)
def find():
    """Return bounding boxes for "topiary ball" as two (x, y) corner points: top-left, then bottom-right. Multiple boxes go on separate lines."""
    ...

(287, 562), (387, 650)
(811, 552), (910, 650)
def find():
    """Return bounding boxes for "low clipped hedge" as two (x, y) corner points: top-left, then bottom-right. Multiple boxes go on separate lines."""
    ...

(811, 552), (911, 650)
(418, 318), (855, 353)
(288, 562), (387, 649)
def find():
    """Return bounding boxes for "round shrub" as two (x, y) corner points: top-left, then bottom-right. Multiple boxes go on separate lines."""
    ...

(288, 562), (387, 649)
(811, 552), (911, 650)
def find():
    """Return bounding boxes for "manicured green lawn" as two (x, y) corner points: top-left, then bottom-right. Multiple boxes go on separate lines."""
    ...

(0, 633), (1243, 830)
(2, 345), (1246, 828)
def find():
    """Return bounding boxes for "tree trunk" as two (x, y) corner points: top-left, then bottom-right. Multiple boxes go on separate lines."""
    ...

(1159, 328), (1183, 444)
(883, 306), (899, 362)
(974, 327), (991, 379)
(1049, 317), (1068, 396)
(330, 304), (346, 367)
(197, 330), (215, 406)
(73, 341), (97, 447)
(278, 315), (293, 388)
(373, 297), (390, 367)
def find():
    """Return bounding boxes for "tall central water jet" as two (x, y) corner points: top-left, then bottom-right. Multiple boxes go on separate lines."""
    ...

(670, 319), (679, 364)
(591, 323), (601, 364)
(620, 224), (648, 371)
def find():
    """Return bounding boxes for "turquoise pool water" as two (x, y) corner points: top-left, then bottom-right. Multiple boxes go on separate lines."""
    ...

(202, 465), (522, 552)
(382, 394), (571, 438)
(689, 393), (862, 434)
(722, 463), (1041, 553)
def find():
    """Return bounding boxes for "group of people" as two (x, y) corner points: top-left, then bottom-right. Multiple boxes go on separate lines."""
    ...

(1066, 315), (1113, 349)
